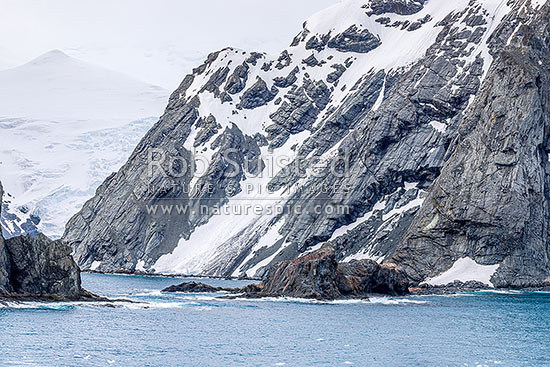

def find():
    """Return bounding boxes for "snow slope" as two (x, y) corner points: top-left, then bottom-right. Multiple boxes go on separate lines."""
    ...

(0, 50), (168, 237)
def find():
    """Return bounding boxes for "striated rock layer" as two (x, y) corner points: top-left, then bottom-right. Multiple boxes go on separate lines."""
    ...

(64, 0), (550, 288)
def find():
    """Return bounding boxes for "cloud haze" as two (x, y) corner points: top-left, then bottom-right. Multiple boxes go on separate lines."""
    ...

(0, 0), (339, 88)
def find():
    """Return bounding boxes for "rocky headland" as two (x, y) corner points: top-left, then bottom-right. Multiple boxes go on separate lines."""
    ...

(0, 182), (96, 300)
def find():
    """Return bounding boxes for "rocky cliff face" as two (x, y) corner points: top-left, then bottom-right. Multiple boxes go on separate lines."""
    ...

(3, 234), (83, 297)
(64, 0), (550, 288)
(393, 1), (550, 288)
(0, 181), (84, 299)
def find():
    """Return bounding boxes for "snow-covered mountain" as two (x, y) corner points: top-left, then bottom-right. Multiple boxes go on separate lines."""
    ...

(64, 0), (550, 288)
(0, 50), (169, 238)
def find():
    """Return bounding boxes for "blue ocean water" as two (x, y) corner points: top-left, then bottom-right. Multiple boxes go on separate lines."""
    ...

(1, 273), (550, 367)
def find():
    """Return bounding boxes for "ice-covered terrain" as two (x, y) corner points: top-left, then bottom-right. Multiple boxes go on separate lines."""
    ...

(0, 50), (169, 237)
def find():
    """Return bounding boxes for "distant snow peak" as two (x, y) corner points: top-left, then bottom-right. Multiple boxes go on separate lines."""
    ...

(30, 49), (70, 64)
(0, 50), (169, 237)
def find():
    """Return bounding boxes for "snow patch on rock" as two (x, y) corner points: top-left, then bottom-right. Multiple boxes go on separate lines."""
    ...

(423, 258), (500, 287)
(90, 261), (102, 271)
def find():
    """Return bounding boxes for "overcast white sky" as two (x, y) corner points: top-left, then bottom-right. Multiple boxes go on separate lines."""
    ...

(0, 0), (339, 88)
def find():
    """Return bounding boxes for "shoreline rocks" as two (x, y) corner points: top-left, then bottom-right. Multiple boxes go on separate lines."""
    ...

(162, 281), (238, 293)
(163, 247), (410, 300)
(3, 234), (83, 298)
(409, 281), (491, 296)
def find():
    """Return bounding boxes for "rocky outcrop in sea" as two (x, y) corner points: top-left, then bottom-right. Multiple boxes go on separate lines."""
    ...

(162, 281), (235, 293)
(247, 247), (409, 299)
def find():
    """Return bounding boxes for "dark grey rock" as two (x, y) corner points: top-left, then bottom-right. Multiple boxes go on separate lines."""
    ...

(366, 0), (425, 16)
(407, 14), (433, 31)
(375, 17), (391, 25)
(261, 61), (273, 72)
(411, 281), (490, 295)
(200, 66), (230, 97)
(337, 259), (410, 297)
(305, 34), (330, 52)
(192, 50), (222, 75)
(267, 78), (330, 149)
(237, 78), (278, 109)
(194, 114), (220, 147)
(224, 62), (249, 95)
(302, 54), (320, 67)
(327, 64), (347, 84)
(245, 52), (264, 66)
(273, 66), (299, 88)
(290, 26), (310, 47)
(275, 50), (292, 70)
(4, 234), (82, 298)
(393, 3), (550, 288)
(463, 13), (488, 27)
(327, 25), (381, 53)
(162, 281), (235, 293)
